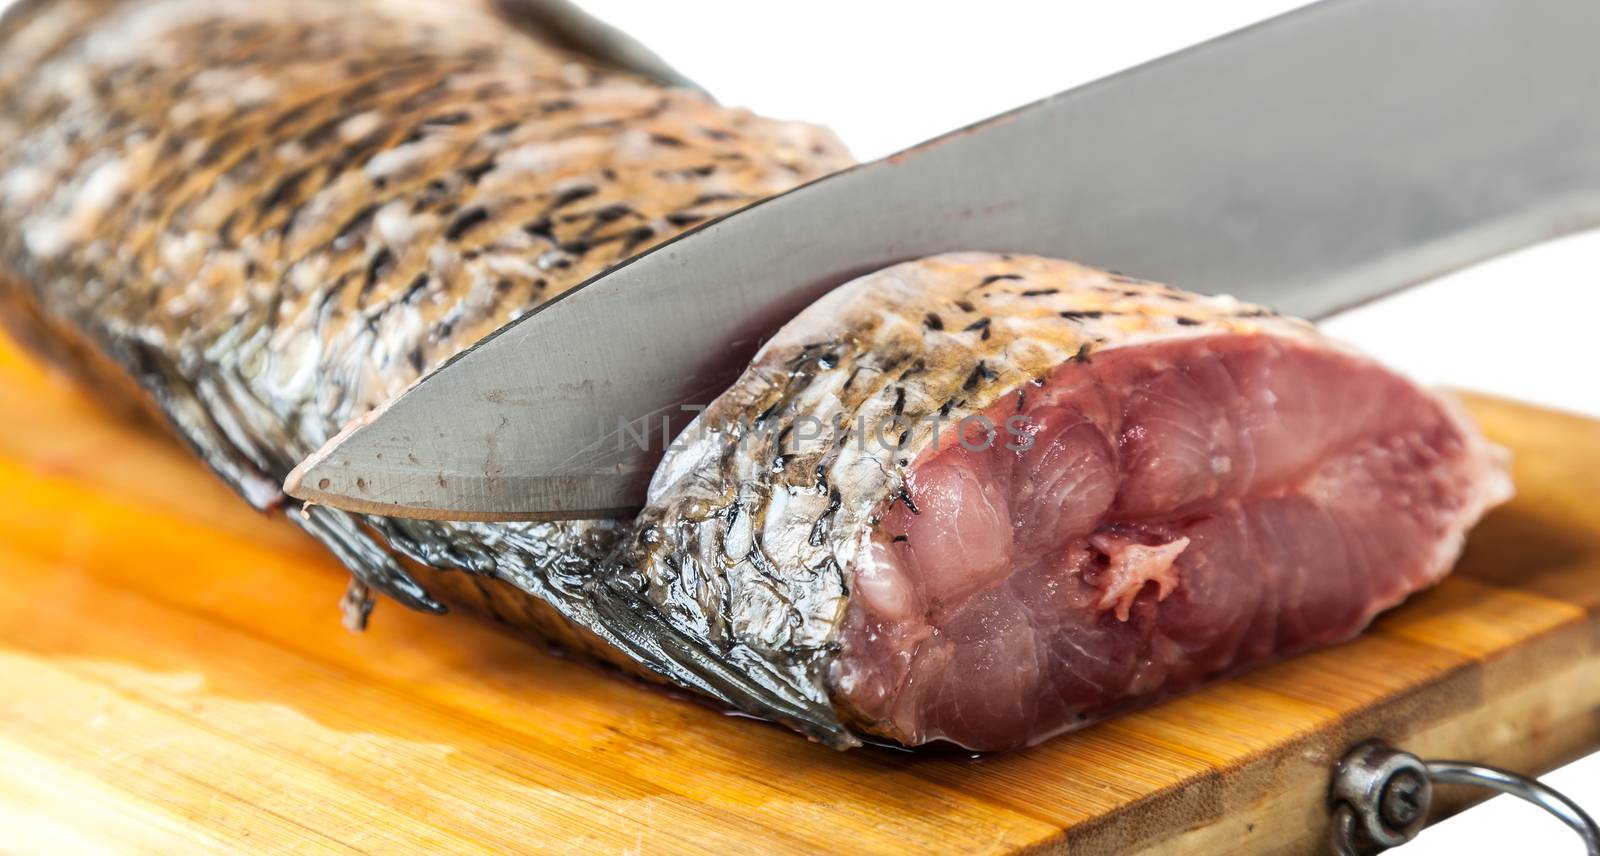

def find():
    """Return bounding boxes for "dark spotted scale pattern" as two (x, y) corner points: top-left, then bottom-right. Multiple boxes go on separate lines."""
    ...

(0, 0), (860, 742)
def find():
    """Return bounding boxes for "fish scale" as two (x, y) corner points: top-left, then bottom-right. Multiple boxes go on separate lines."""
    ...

(631, 253), (1365, 747)
(0, 0), (854, 735)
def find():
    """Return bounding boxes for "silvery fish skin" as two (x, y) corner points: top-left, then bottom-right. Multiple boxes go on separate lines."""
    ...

(639, 253), (1509, 749)
(0, 0), (863, 742)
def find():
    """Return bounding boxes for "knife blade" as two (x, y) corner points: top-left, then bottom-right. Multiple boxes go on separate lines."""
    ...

(285, 0), (1600, 521)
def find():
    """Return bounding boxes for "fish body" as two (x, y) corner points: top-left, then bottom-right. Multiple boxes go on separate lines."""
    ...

(0, 0), (856, 733)
(0, 0), (1509, 750)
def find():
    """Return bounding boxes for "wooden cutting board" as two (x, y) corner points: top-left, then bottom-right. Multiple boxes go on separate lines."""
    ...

(2, 332), (1599, 856)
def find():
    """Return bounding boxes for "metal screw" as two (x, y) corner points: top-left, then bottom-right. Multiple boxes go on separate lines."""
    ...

(1329, 741), (1433, 850)
(1380, 769), (1428, 830)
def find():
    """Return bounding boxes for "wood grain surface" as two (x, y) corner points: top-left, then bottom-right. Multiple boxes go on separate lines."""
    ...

(1, 332), (1598, 855)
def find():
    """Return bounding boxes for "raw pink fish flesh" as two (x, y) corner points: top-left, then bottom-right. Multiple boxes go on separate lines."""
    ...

(832, 334), (1503, 748)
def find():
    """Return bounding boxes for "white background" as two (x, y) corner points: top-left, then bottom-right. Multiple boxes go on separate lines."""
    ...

(4, 0), (1597, 850)
(587, 1), (1600, 852)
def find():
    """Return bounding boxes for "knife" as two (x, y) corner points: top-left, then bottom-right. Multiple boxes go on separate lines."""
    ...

(284, 0), (1600, 521)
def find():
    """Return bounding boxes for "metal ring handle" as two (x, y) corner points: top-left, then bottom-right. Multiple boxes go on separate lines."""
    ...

(1425, 760), (1600, 853)
(1330, 740), (1600, 854)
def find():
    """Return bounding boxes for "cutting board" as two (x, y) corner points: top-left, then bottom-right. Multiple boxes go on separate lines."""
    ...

(2, 332), (1599, 856)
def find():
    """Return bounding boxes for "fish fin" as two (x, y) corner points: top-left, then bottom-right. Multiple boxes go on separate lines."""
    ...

(367, 516), (499, 574)
(295, 504), (445, 615)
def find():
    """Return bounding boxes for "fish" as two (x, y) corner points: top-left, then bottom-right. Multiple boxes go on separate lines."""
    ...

(0, 0), (1511, 751)
(0, 0), (853, 731)
(638, 253), (1511, 749)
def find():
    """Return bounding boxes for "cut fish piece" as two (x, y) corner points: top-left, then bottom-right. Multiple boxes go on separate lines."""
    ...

(639, 253), (1511, 750)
